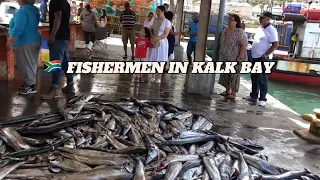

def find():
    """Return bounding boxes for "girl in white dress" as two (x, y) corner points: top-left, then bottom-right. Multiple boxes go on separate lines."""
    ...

(148, 5), (172, 84)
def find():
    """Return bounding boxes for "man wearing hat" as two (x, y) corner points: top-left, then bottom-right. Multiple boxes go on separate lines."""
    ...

(243, 11), (279, 106)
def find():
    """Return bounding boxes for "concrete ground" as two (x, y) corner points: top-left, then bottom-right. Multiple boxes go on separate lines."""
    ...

(0, 35), (319, 174)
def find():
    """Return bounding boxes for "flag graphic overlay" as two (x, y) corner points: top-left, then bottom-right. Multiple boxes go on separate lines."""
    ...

(44, 60), (61, 72)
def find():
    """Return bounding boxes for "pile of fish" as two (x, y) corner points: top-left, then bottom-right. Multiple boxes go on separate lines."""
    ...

(0, 93), (319, 180)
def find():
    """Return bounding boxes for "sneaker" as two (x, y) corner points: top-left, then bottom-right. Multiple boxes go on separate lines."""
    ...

(41, 88), (61, 100)
(243, 95), (257, 101)
(62, 85), (75, 93)
(258, 101), (266, 106)
(19, 86), (37, 95)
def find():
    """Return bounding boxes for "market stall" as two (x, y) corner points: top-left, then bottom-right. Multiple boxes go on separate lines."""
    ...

(0, 23), (84, 81)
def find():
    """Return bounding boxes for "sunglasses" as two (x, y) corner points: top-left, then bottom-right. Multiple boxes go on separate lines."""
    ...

(229, 17), (236, 21)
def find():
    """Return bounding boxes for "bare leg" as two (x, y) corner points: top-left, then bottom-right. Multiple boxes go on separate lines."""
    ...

(156, 74), (162, 83)
(123, 44), (128, 58)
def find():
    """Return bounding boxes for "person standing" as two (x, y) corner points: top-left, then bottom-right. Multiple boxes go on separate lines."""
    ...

(218, 14), (248, 99)
(7, 0), (42, 95)
(120, 2), (136, 60)
(186, 13), (199, 64)
(80, 4), (97, 53)
(70, 1), (77, 21)
(42, 0), (74, 99)
(40, 0), (48, 22)
(77, 2), (84, 20)
(165, 11), (181, 61)
(243, 11), (279, 106)
(148, 5), (171, 84)
(143, 12), (154, 29)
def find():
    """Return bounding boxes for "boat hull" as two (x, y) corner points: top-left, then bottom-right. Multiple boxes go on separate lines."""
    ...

(268, 71), (320, 86)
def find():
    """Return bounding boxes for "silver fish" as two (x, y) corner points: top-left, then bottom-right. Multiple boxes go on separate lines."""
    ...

(133, 159), (145, 180)
(0, 127), (32, 151)
(259, 169), (309, 180)
(192, 116), (207, 130)
(199, 120), (213, 131)
(164, 154), (200, 167)
(189, 144), (197, 154)
(238, 152), (250, 180)
(0, 161), (25, 179)
(164, 162), (182, 180)
(51, 157), (92, 172)
(219, 153), (232, 180)
(203, 156), (221, 180)
(196, 141), (214, 154)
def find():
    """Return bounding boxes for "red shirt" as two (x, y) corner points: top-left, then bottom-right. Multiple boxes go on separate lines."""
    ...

(135, 37), (152, 58)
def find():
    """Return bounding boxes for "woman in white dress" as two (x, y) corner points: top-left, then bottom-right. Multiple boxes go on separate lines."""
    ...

(148, 5), (172, 84)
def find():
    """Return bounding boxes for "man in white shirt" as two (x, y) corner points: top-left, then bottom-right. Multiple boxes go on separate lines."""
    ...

(143, 12), (154, 29)
(243, 11), (279, 107)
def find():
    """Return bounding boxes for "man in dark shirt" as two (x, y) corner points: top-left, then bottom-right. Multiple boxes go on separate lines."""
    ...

(42, 0), (74, 99)
(120, 2), (136, 60)
(77, 3), (84, 18)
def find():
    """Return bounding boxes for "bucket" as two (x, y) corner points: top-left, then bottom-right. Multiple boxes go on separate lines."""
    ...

(41, 38), (50, 62)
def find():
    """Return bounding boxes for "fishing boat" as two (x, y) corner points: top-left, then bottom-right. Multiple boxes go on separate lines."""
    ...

(247, 2), (320, 86)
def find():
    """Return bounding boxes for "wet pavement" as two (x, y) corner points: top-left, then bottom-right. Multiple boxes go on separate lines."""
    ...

(0, 36), (320, 174)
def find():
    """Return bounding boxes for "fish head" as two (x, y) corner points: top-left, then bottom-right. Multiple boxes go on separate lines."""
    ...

(145, 146), (159, 165)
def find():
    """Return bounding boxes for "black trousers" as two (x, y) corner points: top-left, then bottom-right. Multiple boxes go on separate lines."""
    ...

(83, 31), (96, 44)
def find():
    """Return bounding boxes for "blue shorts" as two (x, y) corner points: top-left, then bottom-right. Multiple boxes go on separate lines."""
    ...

(187, 41), (196, 55)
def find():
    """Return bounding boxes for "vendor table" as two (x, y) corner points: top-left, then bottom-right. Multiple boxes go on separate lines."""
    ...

(0, 23), (84, 81)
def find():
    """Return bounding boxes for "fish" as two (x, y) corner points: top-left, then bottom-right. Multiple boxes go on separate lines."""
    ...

(164, 162), (182, 180)
(0, 161), (25, 179)
(51, 157), (92, 172)
(17, 117), (93, 135)
(178, 160), (202, 177)
(219, 153), (232, 180)
(179, 131), (209, 139)
(4, 168), (51, 179)
(58, 151), (133, 166)
(232, 152), (280, 175)
(192, 115), (207, 130)
(222, 136), (264, 149)
(142, 132), (160, 165)
(22, 137), (47, 147)
(203, 156), (221, 180)
(46, 167), (133, 180)
(202, 170), (210, 180)
(105, 133), (128, 150)
(133, 159), (145, 180)
(196, 141), (214, 154)
(0, 127), (33, 151)
(163, 135), (219, 145)
(57, 147), (130, 158)
(259, 169), (309, 180)
(164, 154), (200, 167)
(238, 152), (250, 180)
(8, 137), (71, 158)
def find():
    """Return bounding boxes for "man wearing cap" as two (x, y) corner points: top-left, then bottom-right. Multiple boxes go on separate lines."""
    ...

(243, 11), (279, 107)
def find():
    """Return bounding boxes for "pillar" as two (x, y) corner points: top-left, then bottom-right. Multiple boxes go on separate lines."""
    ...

(169, 0), (174, 12)
(175, 0), (184, 45)
(211, 0), (226, 62)
(184, 0), (214, 95)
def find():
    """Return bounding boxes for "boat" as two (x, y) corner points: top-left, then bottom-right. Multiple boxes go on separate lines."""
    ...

(248, 2), (320, 86)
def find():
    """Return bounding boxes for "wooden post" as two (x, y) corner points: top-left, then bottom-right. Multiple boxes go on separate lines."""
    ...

(175, 0), (184, 45)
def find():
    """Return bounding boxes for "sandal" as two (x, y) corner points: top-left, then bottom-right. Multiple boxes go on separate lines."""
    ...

(139, 78), (145, 83)
(123, 55), (128, 59)
(134, 77), (139, 83)
(131, 56), (135, 61)
(219, 91), (230, 96)
(150, 78), (155, 83)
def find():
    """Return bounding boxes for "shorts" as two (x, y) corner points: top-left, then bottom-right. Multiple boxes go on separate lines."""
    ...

(187, 41), (196, 55)
(122, 29), (136, 45)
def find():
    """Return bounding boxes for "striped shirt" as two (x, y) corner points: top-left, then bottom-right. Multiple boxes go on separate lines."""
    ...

(120, 10), (136, 29)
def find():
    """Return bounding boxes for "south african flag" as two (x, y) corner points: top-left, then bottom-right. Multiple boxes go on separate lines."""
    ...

(44, 60), (61, 72)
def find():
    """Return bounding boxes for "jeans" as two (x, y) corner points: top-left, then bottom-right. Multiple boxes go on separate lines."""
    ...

(49, 40), (73, 88)
(250, 56), (268, 102)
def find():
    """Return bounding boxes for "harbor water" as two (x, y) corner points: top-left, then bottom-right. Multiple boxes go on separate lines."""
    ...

(242, 74), (320, 115)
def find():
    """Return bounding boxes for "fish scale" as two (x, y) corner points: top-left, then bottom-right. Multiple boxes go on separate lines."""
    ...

(0, 96), (318, 180)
